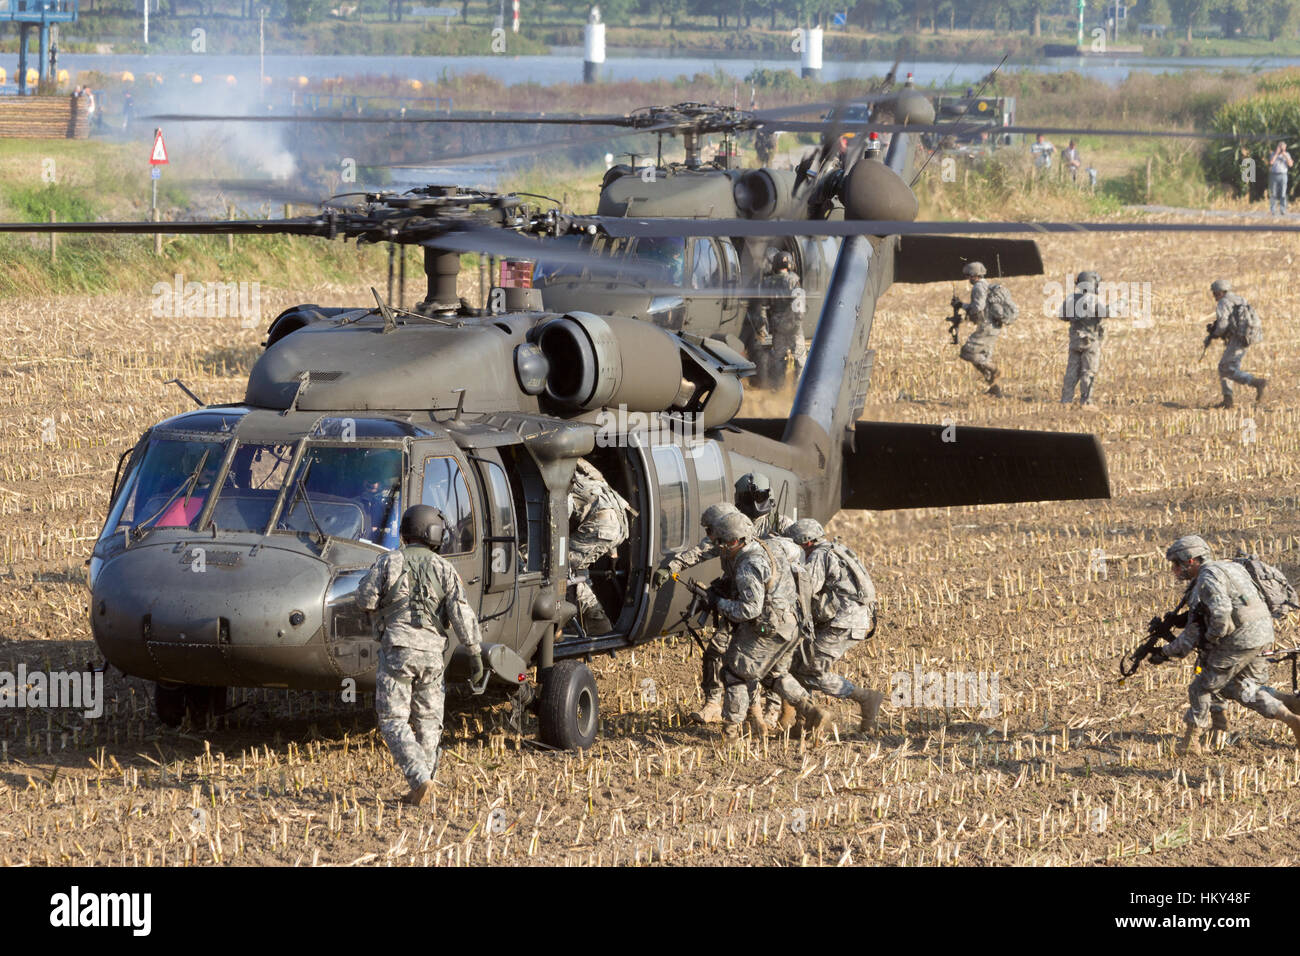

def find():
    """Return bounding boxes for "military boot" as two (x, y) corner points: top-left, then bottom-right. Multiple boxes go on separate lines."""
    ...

(689, 694), (724, 725)
(745, 700), (769, 737)
(721, 720), (743, 741)
(797, 698), (833, 738)
(1211, 710), (1229, 732)
(1255, 378), (1269, 402)
(401, 779), (433, 807)
(1215, 394), (1234, 410)
(776, 700), (800, 735)
(1174, 725), (1202, 756)
(1276, 709), (1300, 749)
(581, 604), (614, 637)
(850, 687), (885, 733)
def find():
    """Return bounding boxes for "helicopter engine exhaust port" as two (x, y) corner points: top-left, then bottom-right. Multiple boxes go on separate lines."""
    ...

(732, 168), (803, 221)
(533, 312), (686, 412)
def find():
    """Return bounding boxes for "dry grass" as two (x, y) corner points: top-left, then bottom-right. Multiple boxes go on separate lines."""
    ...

(3, 225), (1300, 866)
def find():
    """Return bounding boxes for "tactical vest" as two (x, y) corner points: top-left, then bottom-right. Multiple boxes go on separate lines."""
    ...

(378, 546), (447, 632)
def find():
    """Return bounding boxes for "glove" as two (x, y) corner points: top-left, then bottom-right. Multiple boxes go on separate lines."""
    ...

(951, 295), (962, 308)
(1148, 647), (1168, 665)
(469, 649), (486, 685)
(653, 568), (672, 588)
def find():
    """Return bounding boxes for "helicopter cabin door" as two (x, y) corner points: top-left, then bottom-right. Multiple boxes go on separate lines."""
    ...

(466, 450), (522, 643)
(409, 443), (493, 640)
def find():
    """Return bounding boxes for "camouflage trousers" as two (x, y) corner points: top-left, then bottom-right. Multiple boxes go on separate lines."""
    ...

(767, 327), (806, 390)
(722, 622), (808, 723)
(699, 624), (732, 705)
(1218, 342), (1259, 400)
(569, 523), (623, 613)
(960, 332), (998, 383)
(1061, 342), (1101, 404)
(1185, 642), (1285, 729)
(376, 642), (447, 790)
(792, 624), (867, 698)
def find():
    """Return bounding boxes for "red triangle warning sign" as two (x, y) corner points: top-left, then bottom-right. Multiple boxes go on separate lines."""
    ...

(149, 129), (169, 165)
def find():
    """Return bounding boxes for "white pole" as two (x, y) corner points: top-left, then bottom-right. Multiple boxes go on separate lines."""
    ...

(800, 26), (822, 79)
(583, 7), (605, 84)
(143, 0), (149, 45)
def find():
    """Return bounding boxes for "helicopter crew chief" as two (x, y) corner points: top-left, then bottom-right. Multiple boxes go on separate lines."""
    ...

(710, 511), (831, 740)
(953, 260), (1002, 398)
(568, 458), (631, 636)
(763, 252), (806, 391)
(654, 473), (793, 724)
(357, 505), (484, 807)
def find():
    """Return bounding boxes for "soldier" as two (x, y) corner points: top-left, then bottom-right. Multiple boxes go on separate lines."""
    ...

(952, 261), (1002, 397)
(356, 505), (485, 806)
(709, 511), (831, 740)
(787, 519), (885, 733)
(568, 457), (631, 636)
(654, 502), (742, 724)
(1060, 270), (1108, 409)
(1205, 279), (1267, 409)
(1149, 535), (1300, 755)
(761, 251), (806, 390)
(734, 471), (794, 539)
(755, 129), (778, 167)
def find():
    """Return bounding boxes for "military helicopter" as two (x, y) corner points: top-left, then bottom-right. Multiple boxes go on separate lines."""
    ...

(16, 125), (1300, 750)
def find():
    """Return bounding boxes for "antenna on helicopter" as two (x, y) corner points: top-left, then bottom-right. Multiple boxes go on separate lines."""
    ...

(372, 287), (398, 333)
(164, 378), (205, 407)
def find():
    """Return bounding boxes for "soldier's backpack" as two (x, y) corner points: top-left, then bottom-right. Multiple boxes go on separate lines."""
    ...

(1233, 554), (1300, 619)
(397, 546), (448, 630)
(985, 284), (1019, 327)
(829, 541), (877, 607)
(1229, 301), (1263, 345)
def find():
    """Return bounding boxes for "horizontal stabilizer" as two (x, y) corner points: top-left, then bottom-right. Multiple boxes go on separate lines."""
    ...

(843, 421), (1109, 510)
(894, 236), (1043, 284)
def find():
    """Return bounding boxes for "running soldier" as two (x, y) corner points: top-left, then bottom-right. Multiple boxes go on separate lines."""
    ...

(1060, 270), (1108, 408)
(1149, 535), (1300, 755)
(710, 511), (831, 740)
(952, 261), (1003, 397)
(787, 519), (886, 733)
(568, 458), (631, 635)
(357, 505), (484, 806)
(1205, 279), (1267, 409)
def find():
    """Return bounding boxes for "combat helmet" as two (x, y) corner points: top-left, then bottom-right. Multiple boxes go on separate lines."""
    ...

(400, 504), (448, 551)
(700, 501), (741, 533)
(1166, 534), (1212, 563)
(772, 251), (793, 272)
(962, 261), (987, 278)
(1210, 279), (1232, 294)
(735, 472), (773, 517)
(788, 518), (826, 546)
(710, 511), (755, 545)
(1075, 270), (1100, 290)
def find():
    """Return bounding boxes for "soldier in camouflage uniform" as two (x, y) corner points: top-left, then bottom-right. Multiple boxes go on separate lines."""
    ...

(953, 260), (1002, 397)
(357, 505), (485, 806)
(1150, 535), (1300, 755)
(787, 519), (886, 733)
(1206, 279), (1267, 409)
(1060, 270), (1108, 409)
(760, 252), (806, 391)
(709, 511), (831, 740)
(735, 471), (794, 539)
(568, 457), (630, 636)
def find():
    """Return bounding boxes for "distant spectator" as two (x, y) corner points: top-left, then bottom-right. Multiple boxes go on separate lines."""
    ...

(1063, 139), (1081, 182)
(1269, 141), (1293, 216)
(1031, 132), (1054, 172)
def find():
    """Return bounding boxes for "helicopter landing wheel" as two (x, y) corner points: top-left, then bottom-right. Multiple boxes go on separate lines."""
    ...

(538, 660), (598, 750)
(154, 682), (228, 728)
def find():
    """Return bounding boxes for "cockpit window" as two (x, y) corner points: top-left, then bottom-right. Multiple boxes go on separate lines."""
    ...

(100, 437), (228, 537)
(208, 442), (297, 533)
(531, 234), (591, 286)
(276, 445), (403, 548)
(422, 456), (475, 554)
(633, 237), (686, 286)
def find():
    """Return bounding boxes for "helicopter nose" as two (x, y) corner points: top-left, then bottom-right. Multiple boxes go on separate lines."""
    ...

(91, 540), (331, 687)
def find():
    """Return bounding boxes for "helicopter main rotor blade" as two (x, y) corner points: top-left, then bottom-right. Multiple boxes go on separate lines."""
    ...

(795, 121), (1265, 141)
(595, 217), (1300, 239)
(423, 225), (669, 283)
(0, 217), (334, 236)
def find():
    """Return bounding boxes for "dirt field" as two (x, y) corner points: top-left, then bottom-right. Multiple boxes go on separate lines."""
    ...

(3, 225), (1300, 867)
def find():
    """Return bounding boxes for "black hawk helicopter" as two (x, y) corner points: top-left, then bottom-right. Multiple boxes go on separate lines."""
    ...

(13, 126), (1299, 750)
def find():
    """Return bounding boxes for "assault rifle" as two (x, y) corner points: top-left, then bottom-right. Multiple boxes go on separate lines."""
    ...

(668, 574), (731, 652)
(1264, 646), (1300, 692)
(1119, 594), (1190, 683)
(1201, 323), (1214, 361)
(947, 295), (965, 344)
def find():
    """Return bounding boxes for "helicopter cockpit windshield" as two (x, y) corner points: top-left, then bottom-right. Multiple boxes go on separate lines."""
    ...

(625, 236), (686, 286)
(275, 445), (403, 548)
(101, 436), (229, 537)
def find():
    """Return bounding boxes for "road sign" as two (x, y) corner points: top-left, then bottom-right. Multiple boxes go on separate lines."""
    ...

(149, 128), (168, 165)
(150, 167), (161, 179)
(832, 11), (846, 25)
